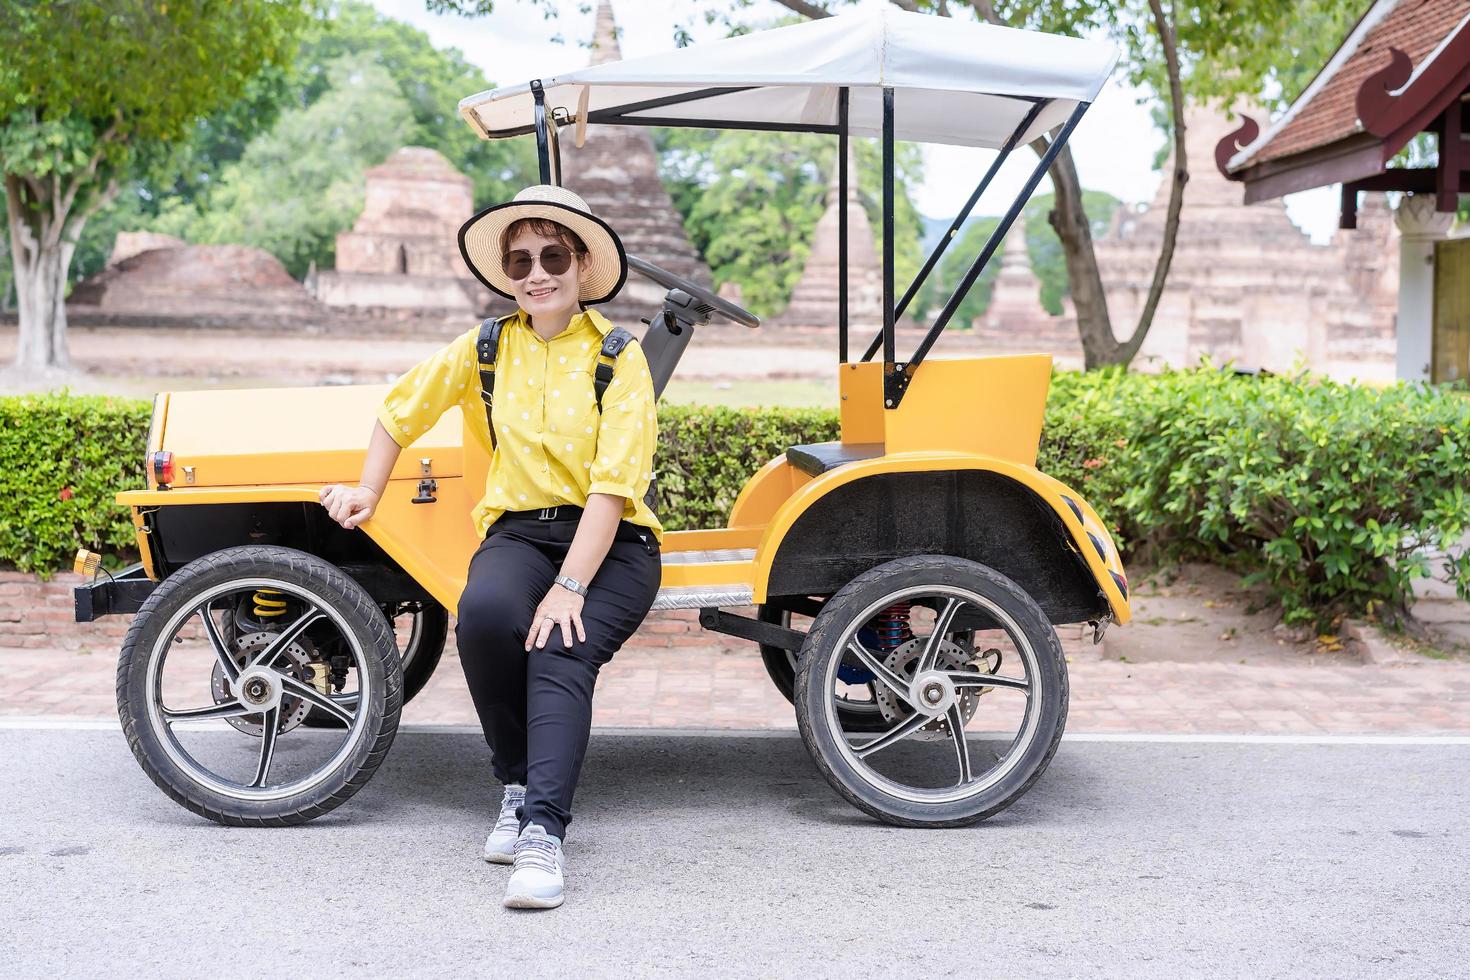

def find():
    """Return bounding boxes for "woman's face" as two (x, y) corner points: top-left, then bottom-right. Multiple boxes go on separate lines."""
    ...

(506, 225), (583, 323)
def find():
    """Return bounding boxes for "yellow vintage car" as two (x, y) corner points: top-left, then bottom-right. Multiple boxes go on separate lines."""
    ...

(75, 9), (1129, 828)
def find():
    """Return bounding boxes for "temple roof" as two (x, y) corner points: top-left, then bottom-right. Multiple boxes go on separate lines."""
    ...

(1222, 0), (1470, 201)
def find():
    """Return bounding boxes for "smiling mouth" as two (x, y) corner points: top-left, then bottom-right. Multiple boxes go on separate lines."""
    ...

(527, 286), (557, 299)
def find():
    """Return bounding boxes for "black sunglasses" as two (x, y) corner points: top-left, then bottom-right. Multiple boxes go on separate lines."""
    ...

(502, 245), (576, 280)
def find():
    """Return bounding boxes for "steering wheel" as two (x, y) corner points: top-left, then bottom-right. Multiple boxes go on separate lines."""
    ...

(627, 254), (760, 329)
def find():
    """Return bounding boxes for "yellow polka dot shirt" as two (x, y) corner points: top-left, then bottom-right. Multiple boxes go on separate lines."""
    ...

(376, 307), (663, 544)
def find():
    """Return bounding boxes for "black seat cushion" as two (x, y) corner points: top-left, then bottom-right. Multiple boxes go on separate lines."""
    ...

(785, 441), (885, 477)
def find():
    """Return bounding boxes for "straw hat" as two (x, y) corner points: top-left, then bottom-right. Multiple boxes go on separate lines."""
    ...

(458, 184), (627, 305)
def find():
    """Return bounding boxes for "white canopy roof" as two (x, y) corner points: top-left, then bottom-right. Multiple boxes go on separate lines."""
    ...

(459, 8), (1118, 150)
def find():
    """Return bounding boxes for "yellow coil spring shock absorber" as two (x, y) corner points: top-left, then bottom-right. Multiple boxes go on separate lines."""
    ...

(251, 589), (289, 619)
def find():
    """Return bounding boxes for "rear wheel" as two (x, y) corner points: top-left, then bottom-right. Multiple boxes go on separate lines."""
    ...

(757, 602), (888, 733)
(116, 546), (402, 826)
(794, 555), (1067, 827)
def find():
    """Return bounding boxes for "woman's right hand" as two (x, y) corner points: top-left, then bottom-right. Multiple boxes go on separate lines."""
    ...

(319, 484), (378, 530)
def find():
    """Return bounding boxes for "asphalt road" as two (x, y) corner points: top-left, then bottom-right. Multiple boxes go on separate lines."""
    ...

(1, 724), (1465, 977)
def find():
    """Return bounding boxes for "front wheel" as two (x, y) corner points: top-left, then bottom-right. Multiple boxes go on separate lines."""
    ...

(116, 546), (403, 826)
(794, 555), (1068, 827)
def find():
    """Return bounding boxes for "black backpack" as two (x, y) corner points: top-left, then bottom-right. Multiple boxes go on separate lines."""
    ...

(475, 314), (657, 511)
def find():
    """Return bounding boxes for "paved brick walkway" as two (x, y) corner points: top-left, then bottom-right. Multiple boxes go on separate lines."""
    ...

(5, 637), (1468, 735)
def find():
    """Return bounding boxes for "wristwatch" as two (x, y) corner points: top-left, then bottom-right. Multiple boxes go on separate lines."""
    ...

(554, 573), (588, 597)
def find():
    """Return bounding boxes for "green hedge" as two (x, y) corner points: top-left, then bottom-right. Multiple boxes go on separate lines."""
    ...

(0, 391), (151, 577)
(1037, 369), (1470, 627)
(6, 374), (1469, 629)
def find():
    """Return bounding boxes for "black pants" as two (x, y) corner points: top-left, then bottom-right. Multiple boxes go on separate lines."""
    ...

(454, 512), (661, 840)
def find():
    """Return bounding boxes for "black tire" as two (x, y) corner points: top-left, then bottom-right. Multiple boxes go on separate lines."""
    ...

(757, 603), (888, 733)
(116, 546), (403, 826)
(302, 600), (445, 728)
(794, 555), (1067, 828)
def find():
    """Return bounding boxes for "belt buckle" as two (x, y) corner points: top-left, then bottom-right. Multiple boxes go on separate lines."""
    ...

(537, 506), (557, 520)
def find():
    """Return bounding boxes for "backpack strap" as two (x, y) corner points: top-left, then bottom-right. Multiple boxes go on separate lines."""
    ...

(476, 314), (515, 449)
(593, 326), (636, 409)
(592, 326), (657, 512)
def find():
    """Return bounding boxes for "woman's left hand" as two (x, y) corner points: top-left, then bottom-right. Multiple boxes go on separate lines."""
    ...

(527, 584), (587, 651)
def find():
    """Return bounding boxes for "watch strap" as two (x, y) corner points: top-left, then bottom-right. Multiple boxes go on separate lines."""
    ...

(554, 573), (588, 597)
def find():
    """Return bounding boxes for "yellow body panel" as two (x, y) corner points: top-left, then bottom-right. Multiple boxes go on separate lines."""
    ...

(119, 354), (1126, 626)
(839, 354), (1052, 463)
(745, 451), (1130, 624)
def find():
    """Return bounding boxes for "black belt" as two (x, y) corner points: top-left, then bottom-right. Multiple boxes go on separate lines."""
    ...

(498, 504), (584, 522)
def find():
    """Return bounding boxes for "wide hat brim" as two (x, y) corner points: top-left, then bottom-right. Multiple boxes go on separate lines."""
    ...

(458, 199), (627, 305)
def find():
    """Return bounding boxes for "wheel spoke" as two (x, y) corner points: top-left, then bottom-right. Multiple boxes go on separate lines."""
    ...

(250, 705), (280, 788)
(198, 599), (239, 683)
(279, 673), (355, 726)
(946, 704), (972, 785)
(243, 605), (326, 672)
(853, 710), (930, 758)
(845, 639), (913, 706)
(946, 670), (1028, 692)
(162, 699), (253, 723)
(916, 597), (962, 675)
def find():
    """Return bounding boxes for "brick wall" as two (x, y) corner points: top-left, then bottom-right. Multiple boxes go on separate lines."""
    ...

(3, 570), (1098, 657)
(0, 571), (737, 655)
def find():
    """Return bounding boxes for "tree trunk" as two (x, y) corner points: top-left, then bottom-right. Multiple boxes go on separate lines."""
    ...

(5, 173), (98, 373)
(1042, 142), (1117, 369)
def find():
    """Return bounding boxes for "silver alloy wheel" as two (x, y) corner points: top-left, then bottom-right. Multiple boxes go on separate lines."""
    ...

(820, 584), (1039, 805)
(143, 576), (372, 802)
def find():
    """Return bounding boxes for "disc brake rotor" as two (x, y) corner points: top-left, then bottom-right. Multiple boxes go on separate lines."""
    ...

(210, 630), (317, 736)
(872, 637), (994, 742)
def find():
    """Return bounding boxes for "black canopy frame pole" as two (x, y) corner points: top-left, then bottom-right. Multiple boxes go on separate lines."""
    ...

(905, 101), (1089, 378)
(838, 86), (850, 363)
(894, 101), (1045, 322)
(531, 79), (553, 184)
(881, 86), (897, 404)
(860, 98), (1048, 364)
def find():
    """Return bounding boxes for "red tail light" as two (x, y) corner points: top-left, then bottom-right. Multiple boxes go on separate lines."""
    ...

(151, 450), (175, 486)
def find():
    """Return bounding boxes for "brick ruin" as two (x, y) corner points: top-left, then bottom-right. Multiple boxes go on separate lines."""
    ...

(310, 146), (495, 316)
(969, 104), (1398, 379)
(68, 233), (325, 325)
(558, 1), (712, 329)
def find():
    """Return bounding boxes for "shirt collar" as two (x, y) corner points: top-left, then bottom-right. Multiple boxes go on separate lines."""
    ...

(514, 307), (613, 338)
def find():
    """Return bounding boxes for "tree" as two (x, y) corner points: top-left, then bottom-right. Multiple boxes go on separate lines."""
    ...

(742, 0), (1364, 368)
(915, 189), (1121, 326)
(657, 127), (925, 319)
(152, 56), (416, 278)
(0, 1), (309, 372)
(69, 1), (535, 290)
(291, 2), (534, 206)
(430, 0), (1360, 367)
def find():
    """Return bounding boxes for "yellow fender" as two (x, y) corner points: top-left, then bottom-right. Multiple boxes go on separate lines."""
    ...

(750, 452), (1131, 625)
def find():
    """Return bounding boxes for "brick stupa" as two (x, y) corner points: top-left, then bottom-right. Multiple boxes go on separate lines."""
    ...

(1092, 104), (1397, 379)
(312, 146), (492, 314)
(559, 2), (712, 329)
(971, 221), (1080, 359)
(774, 145), (885, 336)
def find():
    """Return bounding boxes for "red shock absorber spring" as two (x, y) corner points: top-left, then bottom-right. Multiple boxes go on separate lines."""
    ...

(870, 602), (913, 649)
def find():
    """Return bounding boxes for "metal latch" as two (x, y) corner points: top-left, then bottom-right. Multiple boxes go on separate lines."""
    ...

(411, 458), (438, 504)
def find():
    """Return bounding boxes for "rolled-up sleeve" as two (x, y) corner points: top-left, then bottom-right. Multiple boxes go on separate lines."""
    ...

(588, 339), (657, 507)
(376, 326), (479, 449)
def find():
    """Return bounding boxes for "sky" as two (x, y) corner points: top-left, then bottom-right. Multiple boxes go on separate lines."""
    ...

(370, 0), (1341, 243)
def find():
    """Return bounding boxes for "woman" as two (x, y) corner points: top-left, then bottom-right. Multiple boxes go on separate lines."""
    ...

(317, 185), (663, 911)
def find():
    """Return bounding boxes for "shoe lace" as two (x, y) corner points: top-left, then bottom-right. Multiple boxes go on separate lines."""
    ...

(495, 787), (525, 835)
(514, 835), (561, 876)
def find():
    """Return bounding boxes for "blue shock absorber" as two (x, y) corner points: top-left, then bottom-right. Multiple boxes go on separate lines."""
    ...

(843, 602), (913, 684)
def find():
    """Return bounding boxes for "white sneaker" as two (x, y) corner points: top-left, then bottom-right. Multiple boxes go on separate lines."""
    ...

(502, 823), (564, 909)
(482, 783), (525, 865)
